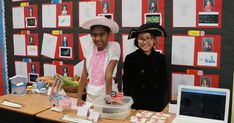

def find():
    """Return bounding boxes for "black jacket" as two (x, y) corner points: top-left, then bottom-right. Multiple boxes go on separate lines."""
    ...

(123, 49), (168, 111)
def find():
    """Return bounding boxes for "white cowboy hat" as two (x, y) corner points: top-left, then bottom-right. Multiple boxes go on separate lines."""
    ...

(81, 16), (119, 33)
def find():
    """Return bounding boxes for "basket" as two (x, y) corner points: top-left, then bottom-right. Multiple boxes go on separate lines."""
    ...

(62, 85), (78, 93)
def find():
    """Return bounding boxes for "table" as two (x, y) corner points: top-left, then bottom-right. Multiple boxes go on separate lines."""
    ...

(36, 108), (137, 123)
(36, 107), (175, 123)
(0, 94), (52, 123)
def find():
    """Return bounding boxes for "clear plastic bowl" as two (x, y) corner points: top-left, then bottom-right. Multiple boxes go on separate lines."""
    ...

(92, 96), (133, 120)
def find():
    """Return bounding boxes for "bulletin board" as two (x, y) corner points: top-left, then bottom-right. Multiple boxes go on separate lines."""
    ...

(3, 0), (234, 122)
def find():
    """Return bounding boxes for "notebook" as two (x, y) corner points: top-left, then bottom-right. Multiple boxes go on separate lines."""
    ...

(172, 85), (230, 123)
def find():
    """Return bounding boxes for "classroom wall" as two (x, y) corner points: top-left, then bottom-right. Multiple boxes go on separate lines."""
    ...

(3, 0), (234, 122)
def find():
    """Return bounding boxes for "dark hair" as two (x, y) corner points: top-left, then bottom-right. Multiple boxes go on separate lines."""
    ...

(134, 32), (156, 48)
(90, 25), (111, 33)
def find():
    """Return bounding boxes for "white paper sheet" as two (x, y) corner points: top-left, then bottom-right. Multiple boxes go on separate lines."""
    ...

(79, 2), (96, 26)
(1, 100), (23, 108)
(79, 34), (93, 58)
(13, 34), (26, 56)
(88, 110), (100, 122)
(42, 4), (56, 28)
(41, 33), (58, 59)
(197, 52), (217, 67)
(173, 0), (196, 27)
(58, 15), (71, 27)
(13, 7), (25, 29)
(61, 114), (92, 123)
(74, 60), (84, 77)
(77, 106), (88, 117)
(15, 61), (28, 78)
(172, 73), (194, 98)
(122, 0), (142, 27)
(122, 35), (138, 61)
(171, 36), (195, 66)
(27, 46), (38, 56)
(43, 64), (56, 77)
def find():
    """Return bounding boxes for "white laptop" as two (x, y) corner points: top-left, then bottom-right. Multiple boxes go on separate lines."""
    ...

(172, 85), (230, 123)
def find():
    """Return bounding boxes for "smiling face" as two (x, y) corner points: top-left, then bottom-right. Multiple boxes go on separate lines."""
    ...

(137, 32), (156, 55)
(90, 26), (110, 51)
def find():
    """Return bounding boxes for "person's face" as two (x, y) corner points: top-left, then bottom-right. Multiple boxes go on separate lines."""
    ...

(63, 37), (67, 41)
(137, 32), (155, 53)
(205, 41), (209, 46)
(207, 0), (211, 5)
(203, 80), (207, 84)
(90, 26), (109, 51)
(63, 6), (67, 10)
(104, 3), (107, 8)
(151, 2), (155, 7)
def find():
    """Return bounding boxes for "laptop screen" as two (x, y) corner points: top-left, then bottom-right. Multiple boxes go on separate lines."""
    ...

(179, 88), (226, 120)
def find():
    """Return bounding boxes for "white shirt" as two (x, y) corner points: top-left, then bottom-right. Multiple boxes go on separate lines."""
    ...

(83, 41), (121, 96)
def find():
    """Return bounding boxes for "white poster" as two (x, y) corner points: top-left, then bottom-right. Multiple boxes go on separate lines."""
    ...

(122, 35), (138, 61)
(42, 4), (56, 28)
(173, 0), (196, 27)
(172, 73), (194, 99)
(74, 60), (84, 77)
(15, 61), (28, 78)
(171, 36), (195, 66)
(43, 64), (56, 77)
(122, 0), (142, 27)
(13, 7), (25, 29)
(79, 34), (93, 58)
(79, 2), (96, 26)
(41, 33), (58, 59)
(13, 34), (26, 56)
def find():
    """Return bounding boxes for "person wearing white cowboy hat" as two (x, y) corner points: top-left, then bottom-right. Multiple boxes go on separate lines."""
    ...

(122, 23), (169, 112)
(77, 16), (121, 106)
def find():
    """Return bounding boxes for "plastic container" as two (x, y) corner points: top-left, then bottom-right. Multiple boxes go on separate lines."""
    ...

(11, 82), (27, 95)
(92, 96), (133, 120)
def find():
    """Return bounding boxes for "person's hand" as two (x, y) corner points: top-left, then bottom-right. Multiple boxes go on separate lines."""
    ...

(104, 95), (112, 104)
(77, 98), (85, 106)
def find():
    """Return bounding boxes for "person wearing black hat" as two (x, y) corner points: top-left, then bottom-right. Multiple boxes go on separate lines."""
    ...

(123, 23), (168, 112)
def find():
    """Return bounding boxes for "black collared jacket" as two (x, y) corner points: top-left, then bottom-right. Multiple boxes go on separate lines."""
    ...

(123, 49), (168, 112)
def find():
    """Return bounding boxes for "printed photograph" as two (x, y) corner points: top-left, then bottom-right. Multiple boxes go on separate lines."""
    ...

(145, 13), (161, 25)
(203, 0), (214, 12)
(61, 4), (68, 15)
(200, 76), (211, 87)
(62, 66), (69, 77)
(29, 73), (39, 82)
(148, 0), (158, 13)
(101, 1), (110, 13)
(199, 12), (219, 26)
(26, 17), (37, 27)
(62, 36), (68, 47)
(30, 64), (37, 73)
(28, 7), (34, 17)
(202, 37), (213, 52)
(59, 47), (72, 58)
(29, 35), (35, 45)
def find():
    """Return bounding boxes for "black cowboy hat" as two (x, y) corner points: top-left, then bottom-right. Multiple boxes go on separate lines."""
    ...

(128, 23), (167, 39)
